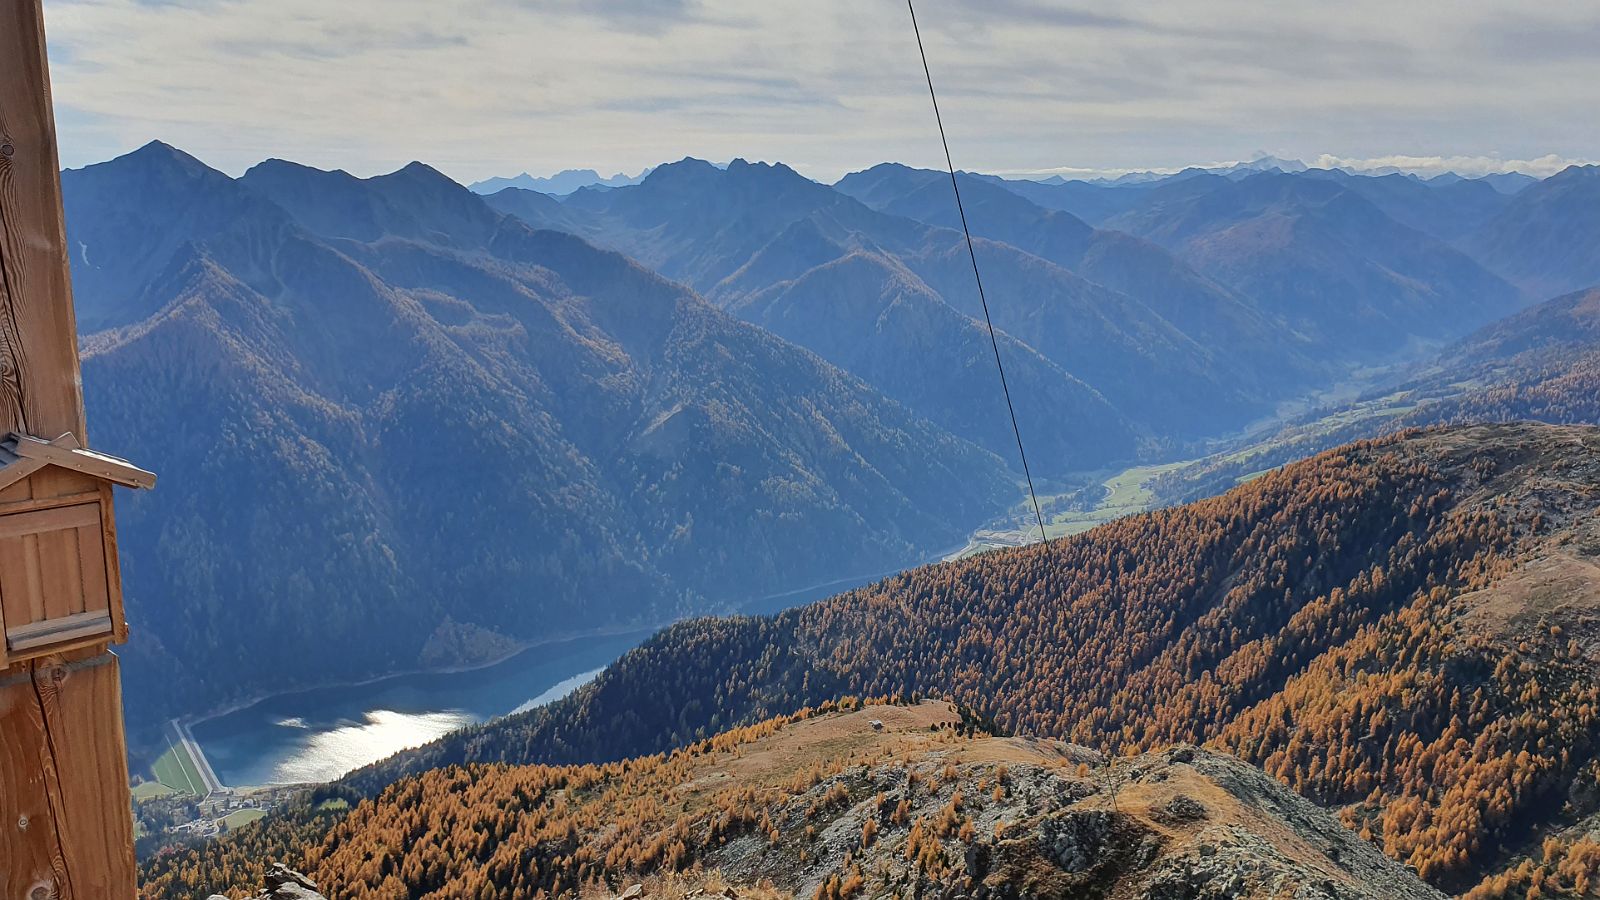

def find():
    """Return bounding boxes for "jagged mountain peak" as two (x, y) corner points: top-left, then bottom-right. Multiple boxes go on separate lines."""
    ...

(122, 138), (210, 169)
(1550, 162), (1600, 180)
(384, 159), (461, 185)
(240, 153), (499, 247)
(77, 139), (238, 192)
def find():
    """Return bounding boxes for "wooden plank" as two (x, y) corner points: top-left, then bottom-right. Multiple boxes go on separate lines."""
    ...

(6, 609), (110, 652)
(37, 524), (81, 617)
(0, 665), (71, 899)
(6, 630), (116, 663)
(21, 532), (44, 621)
(25, 464), (95, 499)
(76, 523), (107, 615)
(99, 483), (126, 643)
(0, 533), (30, 629)
(32, 649), (137, 897)
(0, 501), (99, 539)
(0, 471), (33, 501)
(0, 488), (99, 515)
(0, 0), (87, 443)
(0, 454), (45, 492)
(0, 2), (137, 895)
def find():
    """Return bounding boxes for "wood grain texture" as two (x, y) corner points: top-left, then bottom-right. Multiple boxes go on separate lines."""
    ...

(0, 662), (71, 900)
(0, 501), (99, 540)
(0, 454), (45, 492)
(26, 465), (96, 500)
(0, 499), (99, 534)
(0, 0), (87, 442)
(99, 482), (126, 643)
(0, 474), (32, 502)
(76, 522), (108, 615)
(30, 650), (138, 897)
(0, 488), (99, 515)
(0, 2), (137, 896)
(37, 522), (79, 617)
(0, 529), (30, 627)
(6, 609), (111, 652)
(0, 499), (115, 658)
(20, 532), (44, 620)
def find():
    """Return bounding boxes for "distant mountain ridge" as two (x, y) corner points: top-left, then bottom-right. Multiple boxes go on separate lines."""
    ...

(833, 162), (1316, 394)
(1077, 153), (1311, 186)
(999, 157), (1541, 195)
(1100, 171), (1521, 352)
(505, 155), (1535, 449)
(66, 142), (1015, 739)
(1465, 164), (1600, 298)
(498, 157), (1323, 444)
(467, 166), (652, 195)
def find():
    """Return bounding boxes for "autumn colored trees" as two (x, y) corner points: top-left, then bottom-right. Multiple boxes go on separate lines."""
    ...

(144, 423), (1600, 898)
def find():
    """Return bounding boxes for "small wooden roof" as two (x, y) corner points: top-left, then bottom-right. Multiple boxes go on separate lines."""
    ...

(0, 432), (155, 492)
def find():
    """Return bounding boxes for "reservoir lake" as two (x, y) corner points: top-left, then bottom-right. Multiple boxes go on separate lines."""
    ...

(190, 564), (918, 786)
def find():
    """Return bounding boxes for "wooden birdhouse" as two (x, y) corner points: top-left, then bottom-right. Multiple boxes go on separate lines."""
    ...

(0, 431), (154, 666)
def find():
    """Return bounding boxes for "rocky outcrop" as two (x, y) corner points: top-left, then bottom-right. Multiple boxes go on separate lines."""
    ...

(689, 707), (1447, 899)
(244, 702), (1450, 900)
(208, 863), (326, 900)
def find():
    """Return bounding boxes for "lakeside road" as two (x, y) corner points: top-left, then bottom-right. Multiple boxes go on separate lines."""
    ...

(168, 718), (223, 794)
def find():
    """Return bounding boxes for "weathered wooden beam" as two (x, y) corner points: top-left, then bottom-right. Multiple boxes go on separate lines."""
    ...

(0, 649), (138, 898)
(6, 608), (113, 652)
(0, 1), (139, 897)
(0, 0), (88, 442)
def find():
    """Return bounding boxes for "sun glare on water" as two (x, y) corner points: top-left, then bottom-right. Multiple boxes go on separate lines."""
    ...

(270, 710), (475, 783)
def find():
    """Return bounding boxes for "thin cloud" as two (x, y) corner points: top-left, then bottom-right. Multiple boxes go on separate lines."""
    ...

(40, 0), (1600, 185)
(1312, 154), (1596, 178)
(1001, 152), (1597, 182)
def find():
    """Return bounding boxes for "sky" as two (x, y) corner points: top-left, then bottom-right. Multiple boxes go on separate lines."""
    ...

(42, 0), (1600, 184)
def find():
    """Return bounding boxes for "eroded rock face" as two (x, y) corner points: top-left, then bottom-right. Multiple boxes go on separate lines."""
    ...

(978, 807), (1163, 899)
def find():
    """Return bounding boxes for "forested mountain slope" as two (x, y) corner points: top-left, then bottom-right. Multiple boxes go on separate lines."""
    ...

(66, 142), (1014, 738)
(1466, 165), (1600, 298)
(1295, 169), (1511, 243)
(725, 250), (1138, 470)
(1103, 172), (1521, 353)
(1397, 284), (1600, 427)
(147, 701), (1447, 900)
(834, 163), (1308, 393)
(353, 423), (1600, 895)
(510, 158), (1318, 440)
(1147, 284), (1600, 504)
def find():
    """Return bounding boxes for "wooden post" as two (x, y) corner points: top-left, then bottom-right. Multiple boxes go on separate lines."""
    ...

(0, 1), (139, 898)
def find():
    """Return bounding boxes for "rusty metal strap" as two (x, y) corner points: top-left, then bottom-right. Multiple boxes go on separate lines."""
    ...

(0, 650), (113, 687)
